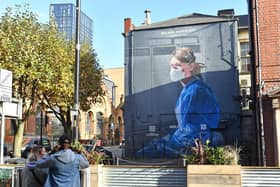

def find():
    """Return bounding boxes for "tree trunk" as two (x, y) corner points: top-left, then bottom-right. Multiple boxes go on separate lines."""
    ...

(64, 123), (72, 138)
(13, 120), (25, 158)
(64, 109), (72, 138)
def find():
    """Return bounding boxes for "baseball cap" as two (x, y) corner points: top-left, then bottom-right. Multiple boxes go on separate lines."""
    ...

(58, 135), (71, 144)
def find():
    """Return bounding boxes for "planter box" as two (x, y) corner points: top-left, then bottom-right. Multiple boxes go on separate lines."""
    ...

(187, 165), (241, 187)
(81, 165), (99, 187)
(90, 165), (99, 187)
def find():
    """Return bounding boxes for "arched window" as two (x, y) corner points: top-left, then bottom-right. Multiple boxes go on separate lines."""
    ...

(86, 111), (94, 133)
(96, 112), (103, 135)
(35, 106), (42, 135)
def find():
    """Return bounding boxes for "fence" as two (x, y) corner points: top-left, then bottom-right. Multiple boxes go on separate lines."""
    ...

(2, 164), (280, 187)
(241, 167), (280, 187)
(0, 165), (91, 187)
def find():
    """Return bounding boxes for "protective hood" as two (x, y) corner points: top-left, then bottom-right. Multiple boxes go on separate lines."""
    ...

(54, 149), (75, 164)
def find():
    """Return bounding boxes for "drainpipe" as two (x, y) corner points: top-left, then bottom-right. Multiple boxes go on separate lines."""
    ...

(248, 0), (266, 166)
(247, 0), (258, 166)
(254, 0), (266, 166)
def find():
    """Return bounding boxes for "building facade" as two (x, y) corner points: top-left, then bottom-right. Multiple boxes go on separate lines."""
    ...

(236, 14), (260, 166)
(123, 10), (243, 158)
(103, 68), (125, 145)
(120, 9), (267, 164)
(249, 0), (280, 166)
(49, 3), (93, 45)
(77, 68), (124, 145)
(237, 15), (251, 109)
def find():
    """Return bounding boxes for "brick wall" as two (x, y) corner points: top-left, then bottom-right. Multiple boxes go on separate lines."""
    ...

(256, 0), (280, 93)
(252, 0), (280, 166)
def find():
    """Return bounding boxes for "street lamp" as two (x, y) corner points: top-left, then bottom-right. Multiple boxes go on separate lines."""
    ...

(40, 102), (44, 145)
(38, 95), (45, 146)
(73, 0), (81, 142)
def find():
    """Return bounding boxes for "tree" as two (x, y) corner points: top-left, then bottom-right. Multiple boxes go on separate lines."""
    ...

(79, 45), (104, 111)
(42, 43), (104, 137)
(37, 22), (75, 137)
(0, 5), (47, 157)
(0, 5), (104, 156)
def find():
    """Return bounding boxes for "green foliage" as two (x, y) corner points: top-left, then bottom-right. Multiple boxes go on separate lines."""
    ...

(183, 139), (241, 165)
(79, 45), (104, 111)
(71, 141), (105, 165)
(183, 153), (198, 164)
(0, 4), (104, 155)
(205, 145), (235, 165)
(88, 151), (106, 165)
(0, 4), (47, 156)
(0, 5), (43, 118)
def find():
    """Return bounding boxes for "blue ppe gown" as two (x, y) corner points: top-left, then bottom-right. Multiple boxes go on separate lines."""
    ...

(136, 76), (220, 158)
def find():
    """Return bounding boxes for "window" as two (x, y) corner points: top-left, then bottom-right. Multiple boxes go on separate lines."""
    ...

(96, 112), (103, 135)
(86, 112), (93, 132)
(240, 42), (250, 73)
(35, 106), (43, 135)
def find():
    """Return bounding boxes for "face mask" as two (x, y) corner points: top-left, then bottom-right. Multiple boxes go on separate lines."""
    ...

(170, 66), (185, 82)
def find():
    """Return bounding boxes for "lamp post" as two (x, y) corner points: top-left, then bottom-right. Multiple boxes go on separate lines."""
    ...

(40, 104), (43, 145)
(73, 0), (81, 142)
(39, 95), (44, 146)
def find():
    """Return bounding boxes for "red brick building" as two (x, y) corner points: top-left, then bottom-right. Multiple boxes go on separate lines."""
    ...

(249, 0), (280, 166)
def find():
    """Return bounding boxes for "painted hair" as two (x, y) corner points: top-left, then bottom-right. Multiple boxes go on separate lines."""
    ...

(173, 47), (203, 75)
(173, 47), (196, 64)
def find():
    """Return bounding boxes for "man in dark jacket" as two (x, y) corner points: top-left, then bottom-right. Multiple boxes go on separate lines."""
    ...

(28, 135), (89, 187)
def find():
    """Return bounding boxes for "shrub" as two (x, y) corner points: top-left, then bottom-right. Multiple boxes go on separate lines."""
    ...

(71, 141), (105, 165)
(183, 139), (241, 165)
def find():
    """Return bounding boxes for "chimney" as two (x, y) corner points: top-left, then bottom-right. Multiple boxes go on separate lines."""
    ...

(124, 18), (132, 33)
(217, 9), (235, 18)
(144, 9), (151, 25)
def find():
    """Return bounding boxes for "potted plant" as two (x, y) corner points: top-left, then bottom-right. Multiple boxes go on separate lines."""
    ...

(71, 141), (106, 187)
(183, 139), (242, 187)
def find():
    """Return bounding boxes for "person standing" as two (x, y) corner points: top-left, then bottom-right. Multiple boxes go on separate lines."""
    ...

(22, 146), (49, 187)
(28, 135), (89, 187)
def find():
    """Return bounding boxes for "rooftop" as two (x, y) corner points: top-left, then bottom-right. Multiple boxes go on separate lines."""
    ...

(133, 13), (239, 31)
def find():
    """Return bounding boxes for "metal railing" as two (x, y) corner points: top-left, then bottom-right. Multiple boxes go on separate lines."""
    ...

(2, 164), (280, 187)
(241, 167), (280, 187)
(0, 166), (16, 187)
(0, 165), (91, 187)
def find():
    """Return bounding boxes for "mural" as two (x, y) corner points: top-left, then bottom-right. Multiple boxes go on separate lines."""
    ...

(124, 21), (240, 158)
(136, 48), (221, 158)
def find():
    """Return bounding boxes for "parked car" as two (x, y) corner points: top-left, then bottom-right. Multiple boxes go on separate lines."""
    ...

(21, 138), (51, 158)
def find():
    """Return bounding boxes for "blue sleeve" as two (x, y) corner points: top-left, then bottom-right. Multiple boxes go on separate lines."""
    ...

(28, 155), (54, 169)
(78, 154), (89, 169)
(180, 83), (220, 129)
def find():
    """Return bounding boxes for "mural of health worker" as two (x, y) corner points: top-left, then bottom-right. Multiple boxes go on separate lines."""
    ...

(136, 47), (221, 158)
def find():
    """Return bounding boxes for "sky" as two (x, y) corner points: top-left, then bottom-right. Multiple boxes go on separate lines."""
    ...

(0, 0), (248, 68)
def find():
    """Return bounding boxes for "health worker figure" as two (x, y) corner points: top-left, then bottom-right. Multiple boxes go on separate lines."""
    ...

(136, 47), (221, 158)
